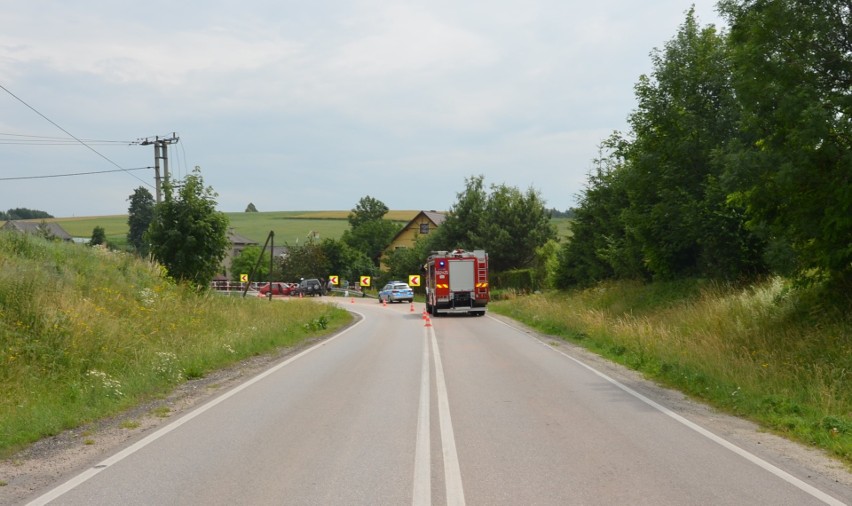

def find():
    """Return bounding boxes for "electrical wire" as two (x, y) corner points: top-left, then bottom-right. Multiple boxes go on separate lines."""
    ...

(0, 167), (151, 181)
(0, 83), (154, 189)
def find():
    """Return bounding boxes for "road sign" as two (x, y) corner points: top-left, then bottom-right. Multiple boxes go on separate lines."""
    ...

(360, 276), (371, 287)
(240, 274), (248, 283)
(329, 275), (339, 285)
(409, 274), (421, 287)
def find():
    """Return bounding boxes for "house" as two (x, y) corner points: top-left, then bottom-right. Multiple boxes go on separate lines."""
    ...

(380, 210), (445, 269)
(1, 220), (73, 241)
(220, 228), (259, 279)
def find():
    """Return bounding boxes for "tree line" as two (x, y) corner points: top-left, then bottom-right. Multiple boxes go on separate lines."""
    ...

(555, 2), (850, 296)
(0, 208), (53, 221)
(123, 169), (557, 291)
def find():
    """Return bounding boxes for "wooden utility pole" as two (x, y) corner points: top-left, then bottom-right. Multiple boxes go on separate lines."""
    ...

(137, 133), (179, 203)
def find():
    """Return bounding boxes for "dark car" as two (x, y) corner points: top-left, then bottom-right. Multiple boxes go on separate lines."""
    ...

(293, 278), (324, 297)
(257, 282), (296, 296)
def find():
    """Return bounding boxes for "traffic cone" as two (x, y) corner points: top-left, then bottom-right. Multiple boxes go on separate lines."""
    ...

(424, 316), (432, 327)
(410, 303), (415, 312)
(350, 297), (355, 303)
(382, 299), (387, 307)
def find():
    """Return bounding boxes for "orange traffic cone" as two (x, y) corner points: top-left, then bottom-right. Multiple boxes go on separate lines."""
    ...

(410, 303), (415, 312)
(350, 297), (355, 304)
(424, 316), (432, 327)
(382, 299), (387, 307)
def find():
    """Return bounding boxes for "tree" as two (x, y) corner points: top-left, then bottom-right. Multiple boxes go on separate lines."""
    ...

(617, 9), (763, 280)
(245, 202), (258, 212)
(719, 0), (852, 288)
(436, 175), (488, 250)
(555, 137), (646, 287)
(127, 187), (155, 256)
(4, 208), (53, 220)
(347, 196), (389, 228)
(479, 184), (557, 272)
(342, 196), (401, 266)
(230, 245), (270, 281)
(146, 167), (230, 289)
(90, 226), (106, 246)
(435, 175), (556, 272)
(277, 238), (330, 281)
(317, 238), (374, 285)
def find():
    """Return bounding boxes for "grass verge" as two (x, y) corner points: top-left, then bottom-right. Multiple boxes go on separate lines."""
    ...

(491, 278), (851, 467)
(0, 231), (351, 457)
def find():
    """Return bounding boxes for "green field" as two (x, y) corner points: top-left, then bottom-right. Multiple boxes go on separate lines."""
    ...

(47, 210), (420, 245)
(43, 211), (573, 245)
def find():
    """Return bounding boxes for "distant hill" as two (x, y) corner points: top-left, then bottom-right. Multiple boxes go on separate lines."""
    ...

(34, 210), (572, 246)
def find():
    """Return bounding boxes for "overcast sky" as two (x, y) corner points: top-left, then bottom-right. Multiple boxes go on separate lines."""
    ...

(1, 1), (724, 218)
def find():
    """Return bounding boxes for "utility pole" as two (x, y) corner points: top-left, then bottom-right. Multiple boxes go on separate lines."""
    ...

(137, 133), (179, 203)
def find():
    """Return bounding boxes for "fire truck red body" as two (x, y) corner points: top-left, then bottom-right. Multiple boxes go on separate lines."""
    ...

(424, 249), (489, 316)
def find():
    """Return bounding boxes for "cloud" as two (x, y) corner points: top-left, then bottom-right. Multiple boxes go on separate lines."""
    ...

(0, 0), (725, 218)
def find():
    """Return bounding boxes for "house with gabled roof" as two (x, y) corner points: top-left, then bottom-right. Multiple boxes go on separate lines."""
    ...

(1, 220), (73, 242)
(380, 210), (446, 270)
(220, 228), (259, 279)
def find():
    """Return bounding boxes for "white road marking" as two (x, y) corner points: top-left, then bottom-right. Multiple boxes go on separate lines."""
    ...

(488, 315), (847, 506)
(412, 325), (432, 506)
(429, 323), (467, 506)
(26, 314), (366, 506)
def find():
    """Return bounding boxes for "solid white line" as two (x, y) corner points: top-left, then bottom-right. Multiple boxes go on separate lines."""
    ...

(412, 325), (432, 506)
(26, 315), (366, 506)
(430, 324), (466, 506)
(488, 315), (847, 506)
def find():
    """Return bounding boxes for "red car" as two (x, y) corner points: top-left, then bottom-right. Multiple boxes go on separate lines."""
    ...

(258, 282), (296, 296)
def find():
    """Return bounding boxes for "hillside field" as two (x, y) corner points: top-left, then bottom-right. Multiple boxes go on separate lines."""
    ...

(42, 211), (574, 246)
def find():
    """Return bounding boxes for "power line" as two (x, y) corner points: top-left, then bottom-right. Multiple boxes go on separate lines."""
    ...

(0, 132), (133, 144)
(0, 167), (152, 181)
(0, 83), (153, 189)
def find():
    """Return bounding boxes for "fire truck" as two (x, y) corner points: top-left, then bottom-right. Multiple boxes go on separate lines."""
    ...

(424, 249), (489, 316)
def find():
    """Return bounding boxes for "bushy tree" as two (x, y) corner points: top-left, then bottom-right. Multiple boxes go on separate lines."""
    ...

(245, 203), (258, 212)
(230, 245), (270, 281)
(435, 175), (556, 273)
(720, 0), (852, 288)
(127, 187), (155, 256)
(146, 167), (229, 289)
(619, 9), (761, 280)
(435, 175), (488, 250)
(3, 208), (53, 220)
(90, 226), (106, 246)
(342, 196), (401, 265)
(555, 141), (636, 287)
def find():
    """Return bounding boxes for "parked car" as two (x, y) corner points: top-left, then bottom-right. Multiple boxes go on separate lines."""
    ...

(258, 282), (296, 296)
(293, 278), (324, 297)
(378, 281), (414, 303)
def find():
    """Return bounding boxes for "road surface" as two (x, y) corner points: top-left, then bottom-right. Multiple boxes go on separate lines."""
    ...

(22, 299), (851, 505)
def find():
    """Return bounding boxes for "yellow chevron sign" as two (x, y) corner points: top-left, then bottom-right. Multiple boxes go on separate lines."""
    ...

(409, 275), (421, 287)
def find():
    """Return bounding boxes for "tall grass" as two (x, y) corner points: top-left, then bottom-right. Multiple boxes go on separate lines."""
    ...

(0, 231), (351, 456)
(491, 278), (851, 466)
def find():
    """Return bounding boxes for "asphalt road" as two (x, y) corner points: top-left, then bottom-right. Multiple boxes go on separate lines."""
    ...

(25, 299), (851, 505)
